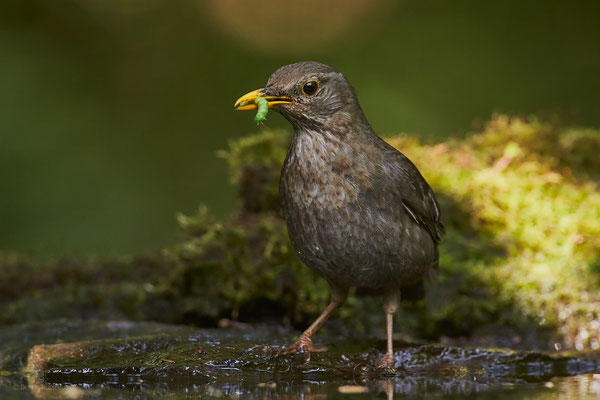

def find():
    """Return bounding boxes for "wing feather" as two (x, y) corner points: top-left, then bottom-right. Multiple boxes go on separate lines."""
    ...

(382, 143), (445, 244)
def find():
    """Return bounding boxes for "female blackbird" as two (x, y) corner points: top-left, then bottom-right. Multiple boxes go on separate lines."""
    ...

(234, 62), (444, 368)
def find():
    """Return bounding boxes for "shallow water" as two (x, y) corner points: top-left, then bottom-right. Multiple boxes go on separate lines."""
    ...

(4, 371), (600, 399)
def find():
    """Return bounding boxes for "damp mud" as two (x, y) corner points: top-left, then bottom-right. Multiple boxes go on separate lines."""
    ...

(1, 320), (600, 399)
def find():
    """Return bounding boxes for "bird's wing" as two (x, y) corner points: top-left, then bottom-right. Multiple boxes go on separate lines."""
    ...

(382, 144), (445, 244)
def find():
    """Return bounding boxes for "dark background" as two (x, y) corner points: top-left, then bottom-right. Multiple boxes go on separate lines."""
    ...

(2, 0), (599, 256)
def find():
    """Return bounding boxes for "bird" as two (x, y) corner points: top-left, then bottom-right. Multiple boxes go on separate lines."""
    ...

(234, 61), (444, 368)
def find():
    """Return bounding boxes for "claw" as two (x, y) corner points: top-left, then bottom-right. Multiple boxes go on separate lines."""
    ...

(377, 353), (396, 370)
(276, 335), (327, 360)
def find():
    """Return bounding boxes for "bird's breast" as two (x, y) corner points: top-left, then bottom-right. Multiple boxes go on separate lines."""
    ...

(281, 131), (376, 210)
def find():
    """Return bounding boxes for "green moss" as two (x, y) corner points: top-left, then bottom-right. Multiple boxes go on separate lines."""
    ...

(167, 205), (332, 324)
(0, 253), (174, 324)
(387, 115), (600, 349)
(217, 130), (290, 213)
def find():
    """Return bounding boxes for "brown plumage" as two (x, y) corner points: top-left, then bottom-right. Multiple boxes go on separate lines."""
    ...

(234, 61), (444, 368)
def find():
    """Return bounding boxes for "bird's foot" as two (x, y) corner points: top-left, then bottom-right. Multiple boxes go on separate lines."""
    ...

(275, 335), (327, 362)
(377, 353), (396, 370)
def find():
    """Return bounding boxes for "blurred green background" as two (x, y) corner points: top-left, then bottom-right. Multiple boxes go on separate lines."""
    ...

(2, 0), (599, 257)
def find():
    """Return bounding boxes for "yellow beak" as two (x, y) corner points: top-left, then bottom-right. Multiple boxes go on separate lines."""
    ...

(234, 88), (293, 110)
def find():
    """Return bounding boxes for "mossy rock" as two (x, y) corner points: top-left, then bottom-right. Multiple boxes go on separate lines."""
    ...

(1, 115), (598, 353)
(21, 322), (600, 398)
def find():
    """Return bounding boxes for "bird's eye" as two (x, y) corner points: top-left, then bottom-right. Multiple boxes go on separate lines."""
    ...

(301, 80), (319, 96)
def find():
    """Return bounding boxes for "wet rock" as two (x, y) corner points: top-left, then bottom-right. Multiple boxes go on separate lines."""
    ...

(2, 320), (597, 398)
(0, 319), (193, 372)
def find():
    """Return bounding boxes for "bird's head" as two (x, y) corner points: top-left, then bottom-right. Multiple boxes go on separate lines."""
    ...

(234, 61), (367, 131)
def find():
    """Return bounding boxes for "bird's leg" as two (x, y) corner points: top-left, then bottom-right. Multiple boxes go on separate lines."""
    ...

(279, 285), (348, 357)
(378, 290), (399, 369)
(378, 313), (395, 368)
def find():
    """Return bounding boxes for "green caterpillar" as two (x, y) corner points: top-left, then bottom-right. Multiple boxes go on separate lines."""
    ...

(253, 97), (268, 124)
